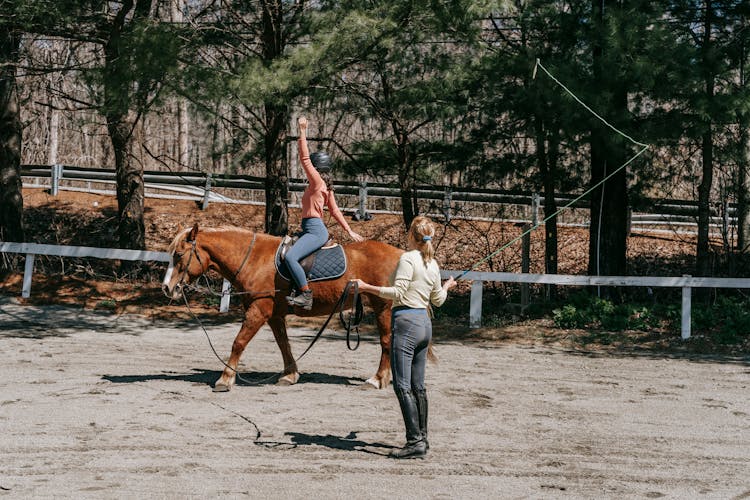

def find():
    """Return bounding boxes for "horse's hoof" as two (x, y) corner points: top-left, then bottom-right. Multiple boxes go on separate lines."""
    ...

(363, 377), (381, 389)
(276, 373), (299, 386)
(213, 383), (231, 392)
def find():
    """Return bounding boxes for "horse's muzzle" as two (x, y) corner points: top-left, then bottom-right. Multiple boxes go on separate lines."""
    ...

(162, 283), (181, 300)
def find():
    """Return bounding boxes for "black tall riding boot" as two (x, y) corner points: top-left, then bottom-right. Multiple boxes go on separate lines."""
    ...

(390, 389), (426, 459)
(415, 389), (429, 451)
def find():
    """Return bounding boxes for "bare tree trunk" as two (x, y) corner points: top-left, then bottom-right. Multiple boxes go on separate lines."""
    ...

(740, 119), (750, 253)
(261, 0), (288, 235)
(588, 0), (628, 284)
(103, 0), (147, 250)
(737, 18), (750, 253)
(264, 103), (289, 235)
(396, 130), (416, 230)
(0, 29), (24, 244)
(171, 0), (190, 169)
(696, 1), (715, 277)
(536, 117), (559, 300)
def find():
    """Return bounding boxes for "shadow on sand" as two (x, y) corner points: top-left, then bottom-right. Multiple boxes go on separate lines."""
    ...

(103, 369), (365, 388)
(253, 431), (394, 456)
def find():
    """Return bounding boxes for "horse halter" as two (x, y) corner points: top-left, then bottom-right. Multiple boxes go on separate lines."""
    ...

(168, 233), (259, 300)
(171, 238), (204, 296)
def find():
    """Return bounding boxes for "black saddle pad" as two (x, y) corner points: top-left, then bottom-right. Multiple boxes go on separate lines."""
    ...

(275, 242), (347, 282)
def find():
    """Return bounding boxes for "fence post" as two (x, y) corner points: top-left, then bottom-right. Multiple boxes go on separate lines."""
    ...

(220, 279), (231, 313)
(521, 224), (530, 310)
(202, 173), (212, 210)
(531, 192), (540, 227)
(443, 186), (452, 223)
(357, 180), (369, 219)
(22, 253), (35, 298)
(681, 274), (691, 339)
(469, 280), (483, 328)
(50, 164), (63, 196)
(722, 198), (729, 247)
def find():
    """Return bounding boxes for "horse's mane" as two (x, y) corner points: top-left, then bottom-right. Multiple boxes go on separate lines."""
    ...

(167, 228), (192, 254)
(167, 225), (259, 254)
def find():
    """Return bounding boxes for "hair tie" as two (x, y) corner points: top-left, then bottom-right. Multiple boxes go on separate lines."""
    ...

(422, 235), (432, 241)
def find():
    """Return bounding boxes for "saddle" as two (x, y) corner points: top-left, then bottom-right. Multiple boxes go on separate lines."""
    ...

(275, 234), (347, 283)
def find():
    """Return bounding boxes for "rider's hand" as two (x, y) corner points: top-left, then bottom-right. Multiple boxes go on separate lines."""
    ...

(443, 276), (457, 292)
(349, 230), (365, 242)
(298, 116), (308, 132)
(351, 278), (373, 293)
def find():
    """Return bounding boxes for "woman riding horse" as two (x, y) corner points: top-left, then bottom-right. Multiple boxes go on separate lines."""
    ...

(286, 116), (364, 310)
(164, 224), (400, 391)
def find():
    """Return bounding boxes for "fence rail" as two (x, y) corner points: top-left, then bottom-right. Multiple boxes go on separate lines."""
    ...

(443, 270), (750, 339)
(2, 241), (748, 339)
(21, 164), (736, 230)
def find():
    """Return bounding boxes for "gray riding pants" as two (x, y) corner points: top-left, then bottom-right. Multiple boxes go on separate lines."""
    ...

(390, 307), (432, 392)
(285, 217), (329, 289)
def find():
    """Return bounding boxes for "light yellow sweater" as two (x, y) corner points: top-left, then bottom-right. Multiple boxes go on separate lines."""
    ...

(378, 249), (448, 309)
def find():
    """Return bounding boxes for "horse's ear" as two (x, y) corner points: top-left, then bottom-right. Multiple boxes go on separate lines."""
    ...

(189, 223), (199, 241)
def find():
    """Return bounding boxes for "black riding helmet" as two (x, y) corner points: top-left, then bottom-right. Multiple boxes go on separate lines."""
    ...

(310, 151), (332, 173)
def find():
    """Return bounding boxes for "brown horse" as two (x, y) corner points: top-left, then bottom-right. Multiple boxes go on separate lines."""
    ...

(162, 223), (402, 391)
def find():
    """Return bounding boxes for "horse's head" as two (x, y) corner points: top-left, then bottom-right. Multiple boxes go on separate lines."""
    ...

(162, 223), (209, 300)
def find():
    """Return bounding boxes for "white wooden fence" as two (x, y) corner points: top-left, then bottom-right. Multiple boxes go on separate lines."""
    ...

(444, 270), (750, 339)
(0, 242), (226, 313)
(3, 241), (749, 339)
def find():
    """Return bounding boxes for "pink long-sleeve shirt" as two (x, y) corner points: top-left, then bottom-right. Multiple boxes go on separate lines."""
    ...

(298, 136), (351, 232)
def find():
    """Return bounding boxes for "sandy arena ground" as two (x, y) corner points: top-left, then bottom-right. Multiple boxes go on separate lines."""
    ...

(1, 297), (749, 499)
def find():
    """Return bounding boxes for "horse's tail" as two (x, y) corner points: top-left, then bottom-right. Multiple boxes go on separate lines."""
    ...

(427, 342), (438, 364)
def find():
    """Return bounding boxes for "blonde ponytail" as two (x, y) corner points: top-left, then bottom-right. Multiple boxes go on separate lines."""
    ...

(410, 216), (436, 265)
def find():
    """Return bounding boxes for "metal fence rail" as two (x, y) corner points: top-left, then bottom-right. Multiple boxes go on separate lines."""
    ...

(21, 164), (735, 230)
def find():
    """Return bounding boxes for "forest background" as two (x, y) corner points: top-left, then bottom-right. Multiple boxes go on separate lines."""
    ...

(1, 1), (750, 340)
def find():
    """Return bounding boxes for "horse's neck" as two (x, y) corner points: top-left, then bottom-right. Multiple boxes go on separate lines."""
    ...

(202, 230), (277, 280)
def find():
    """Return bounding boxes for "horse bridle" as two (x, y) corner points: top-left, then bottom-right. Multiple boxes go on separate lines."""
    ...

(170, 238), (203, 297)
(171, 233), (258, 297)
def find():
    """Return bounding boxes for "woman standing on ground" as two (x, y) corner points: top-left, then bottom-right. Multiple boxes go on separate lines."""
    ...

(353, 216), (456, 459)
(286, 116), (364, 310)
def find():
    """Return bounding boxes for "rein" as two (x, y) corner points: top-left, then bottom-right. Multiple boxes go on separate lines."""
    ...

(296, 280), (363, 360)
(231, 233), (256, 283)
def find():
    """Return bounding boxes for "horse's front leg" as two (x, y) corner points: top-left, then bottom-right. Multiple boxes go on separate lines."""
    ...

(214, 302), (269, 392)
(365, 300), (392, 389)
(267, 315), (299, 386)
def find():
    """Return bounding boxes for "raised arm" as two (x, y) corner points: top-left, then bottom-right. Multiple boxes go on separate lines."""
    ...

(297, 117), (325, 190)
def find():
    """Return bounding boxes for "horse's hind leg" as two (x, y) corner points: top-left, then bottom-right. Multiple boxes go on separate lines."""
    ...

(214, 303), (268, 392)
(365, 300), (392, 389)
(267, 315), (299, 386)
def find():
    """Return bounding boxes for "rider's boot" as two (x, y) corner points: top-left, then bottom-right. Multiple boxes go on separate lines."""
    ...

(288, 289), (313, 310)
(415, 389), (429, 451)
(390, 389), (426, 459)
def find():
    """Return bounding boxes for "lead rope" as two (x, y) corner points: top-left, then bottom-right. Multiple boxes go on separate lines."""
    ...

(456, 59), (650, 280)
(181, 280), (362, 387)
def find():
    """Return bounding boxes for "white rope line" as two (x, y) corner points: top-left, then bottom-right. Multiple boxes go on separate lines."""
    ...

(458, 59), (651, 277)
(533, 58), (649, 148)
